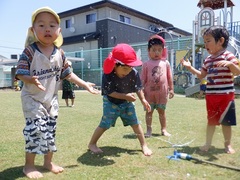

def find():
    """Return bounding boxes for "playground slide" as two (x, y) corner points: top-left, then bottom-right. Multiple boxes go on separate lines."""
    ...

(185, 83), (200, 97)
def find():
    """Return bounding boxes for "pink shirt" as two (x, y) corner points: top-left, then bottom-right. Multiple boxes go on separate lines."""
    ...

(141, 59), (173, 105)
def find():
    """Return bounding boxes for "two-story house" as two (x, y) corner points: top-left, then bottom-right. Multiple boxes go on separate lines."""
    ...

(58, 0), (191, 71)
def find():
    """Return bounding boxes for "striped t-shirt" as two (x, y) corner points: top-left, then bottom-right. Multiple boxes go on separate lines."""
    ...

(202, 50), (238, 94)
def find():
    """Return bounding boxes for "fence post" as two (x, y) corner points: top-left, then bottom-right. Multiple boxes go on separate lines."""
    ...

(100, 47), (103, 86)
(81, 49), (84, 80)
(11, 67), (16, 88)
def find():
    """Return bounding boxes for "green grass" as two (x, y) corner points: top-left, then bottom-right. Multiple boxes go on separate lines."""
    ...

(0, 90), (240, 180)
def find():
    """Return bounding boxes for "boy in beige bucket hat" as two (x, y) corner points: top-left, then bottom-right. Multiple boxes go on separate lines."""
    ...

(16, 7), (100, 179)
(25, 6), (63, 48)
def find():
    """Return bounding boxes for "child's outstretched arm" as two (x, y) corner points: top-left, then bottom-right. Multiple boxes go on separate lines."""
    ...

(16, 75), (46, 91)
(66, 73), (100, 94)
(136, 90), (151, 112)
(180, 58), (206, 79)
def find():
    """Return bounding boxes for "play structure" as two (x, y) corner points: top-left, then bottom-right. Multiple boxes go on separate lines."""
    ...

(174, 0), (240, 96)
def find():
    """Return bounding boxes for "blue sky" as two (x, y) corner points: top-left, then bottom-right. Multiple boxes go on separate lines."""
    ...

(0, 0), (239, 58)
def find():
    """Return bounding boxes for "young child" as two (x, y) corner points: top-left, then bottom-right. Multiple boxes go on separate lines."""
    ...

(62, 61), (76, 107)
(88, 43), (152, 156)
(141, 35), (174, 137)
(15, 7), (99, 179)
(14, 79), (21, 91)
(181, 25), (240, 154)
(198, 78), (207, 99)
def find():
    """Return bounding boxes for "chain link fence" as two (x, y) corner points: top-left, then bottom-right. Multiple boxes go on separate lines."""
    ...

(65, 36), (193, 89)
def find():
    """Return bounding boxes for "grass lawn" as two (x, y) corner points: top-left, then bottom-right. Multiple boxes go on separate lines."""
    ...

(0, 90), (240, 180)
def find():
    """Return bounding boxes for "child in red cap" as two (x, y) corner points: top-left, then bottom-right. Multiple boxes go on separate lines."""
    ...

(88, 43), (152, 156)
(141, 35), (174, 138)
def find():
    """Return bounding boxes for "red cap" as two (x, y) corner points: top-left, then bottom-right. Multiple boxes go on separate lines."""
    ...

(149, 35), (168, 60)
(103, 43), (142, 74)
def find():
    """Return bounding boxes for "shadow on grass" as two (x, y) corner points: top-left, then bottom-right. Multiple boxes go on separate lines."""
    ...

(77, 146), (139, 166)
(0, 165), (25, 180)
(0, 165), (49, 180)
(180, 145), (226, 160)
(123, 133), (161, 139)
(59, 105), (71, 108)
(0, 164), (80, 180)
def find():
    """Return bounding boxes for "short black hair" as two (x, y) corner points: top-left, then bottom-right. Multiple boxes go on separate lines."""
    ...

(115, 62), (131, 68)
(148, 38), (164, 50)
(203, 25), (229, 48)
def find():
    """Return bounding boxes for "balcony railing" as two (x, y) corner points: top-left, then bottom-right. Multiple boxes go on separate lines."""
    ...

(228, 21), (240, 40)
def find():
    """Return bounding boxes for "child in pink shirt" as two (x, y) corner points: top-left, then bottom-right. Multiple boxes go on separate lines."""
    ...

(141, 35), (174, 137)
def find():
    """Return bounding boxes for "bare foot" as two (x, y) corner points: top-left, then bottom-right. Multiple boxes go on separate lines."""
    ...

(88, 144), (103, 154)
(142, 145), (152, 156)
(145, 127), (152, 138)
(23, 166), (43, 179)
(43, 162), (64, 174)
(144, 133), (152, 138)
(225, 145), (235, 154)
(199, 144), (214, 152)
(162, 130), (171, 137)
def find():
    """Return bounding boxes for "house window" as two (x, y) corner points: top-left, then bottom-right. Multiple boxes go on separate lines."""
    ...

(86, 13), (96, 24)
(65, 19), (72, 29)
(119, 15), (131, 24)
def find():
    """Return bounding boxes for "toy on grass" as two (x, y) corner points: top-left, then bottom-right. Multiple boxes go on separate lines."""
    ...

(167, 150), (240, 171)
(157, 136), (240, 171)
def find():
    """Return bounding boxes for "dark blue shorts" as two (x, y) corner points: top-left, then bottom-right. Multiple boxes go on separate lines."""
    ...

(62, 90), (75, 99)
(200, 84), (206, 91)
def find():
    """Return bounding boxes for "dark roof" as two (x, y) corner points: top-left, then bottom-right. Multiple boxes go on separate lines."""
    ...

(63, 32), (100, 45)
(58, 0), (174, 29)
(197, 0), (235, 10)
(172, 27), (192, 36)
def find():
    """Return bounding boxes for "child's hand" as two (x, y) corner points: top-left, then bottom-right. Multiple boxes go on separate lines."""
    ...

(85, 82), (100, 94)
(169, 90), (174, 99)
(31, 76), (46, 91)
(216, 60), (233, 67)
(125, 93), (136, 102)
(141, 99), (151, 112)
(64, 60), (71, 68)
(180, 58), (191, 68)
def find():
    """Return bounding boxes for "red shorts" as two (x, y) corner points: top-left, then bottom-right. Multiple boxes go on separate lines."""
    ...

(205, 92), (236, 126)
